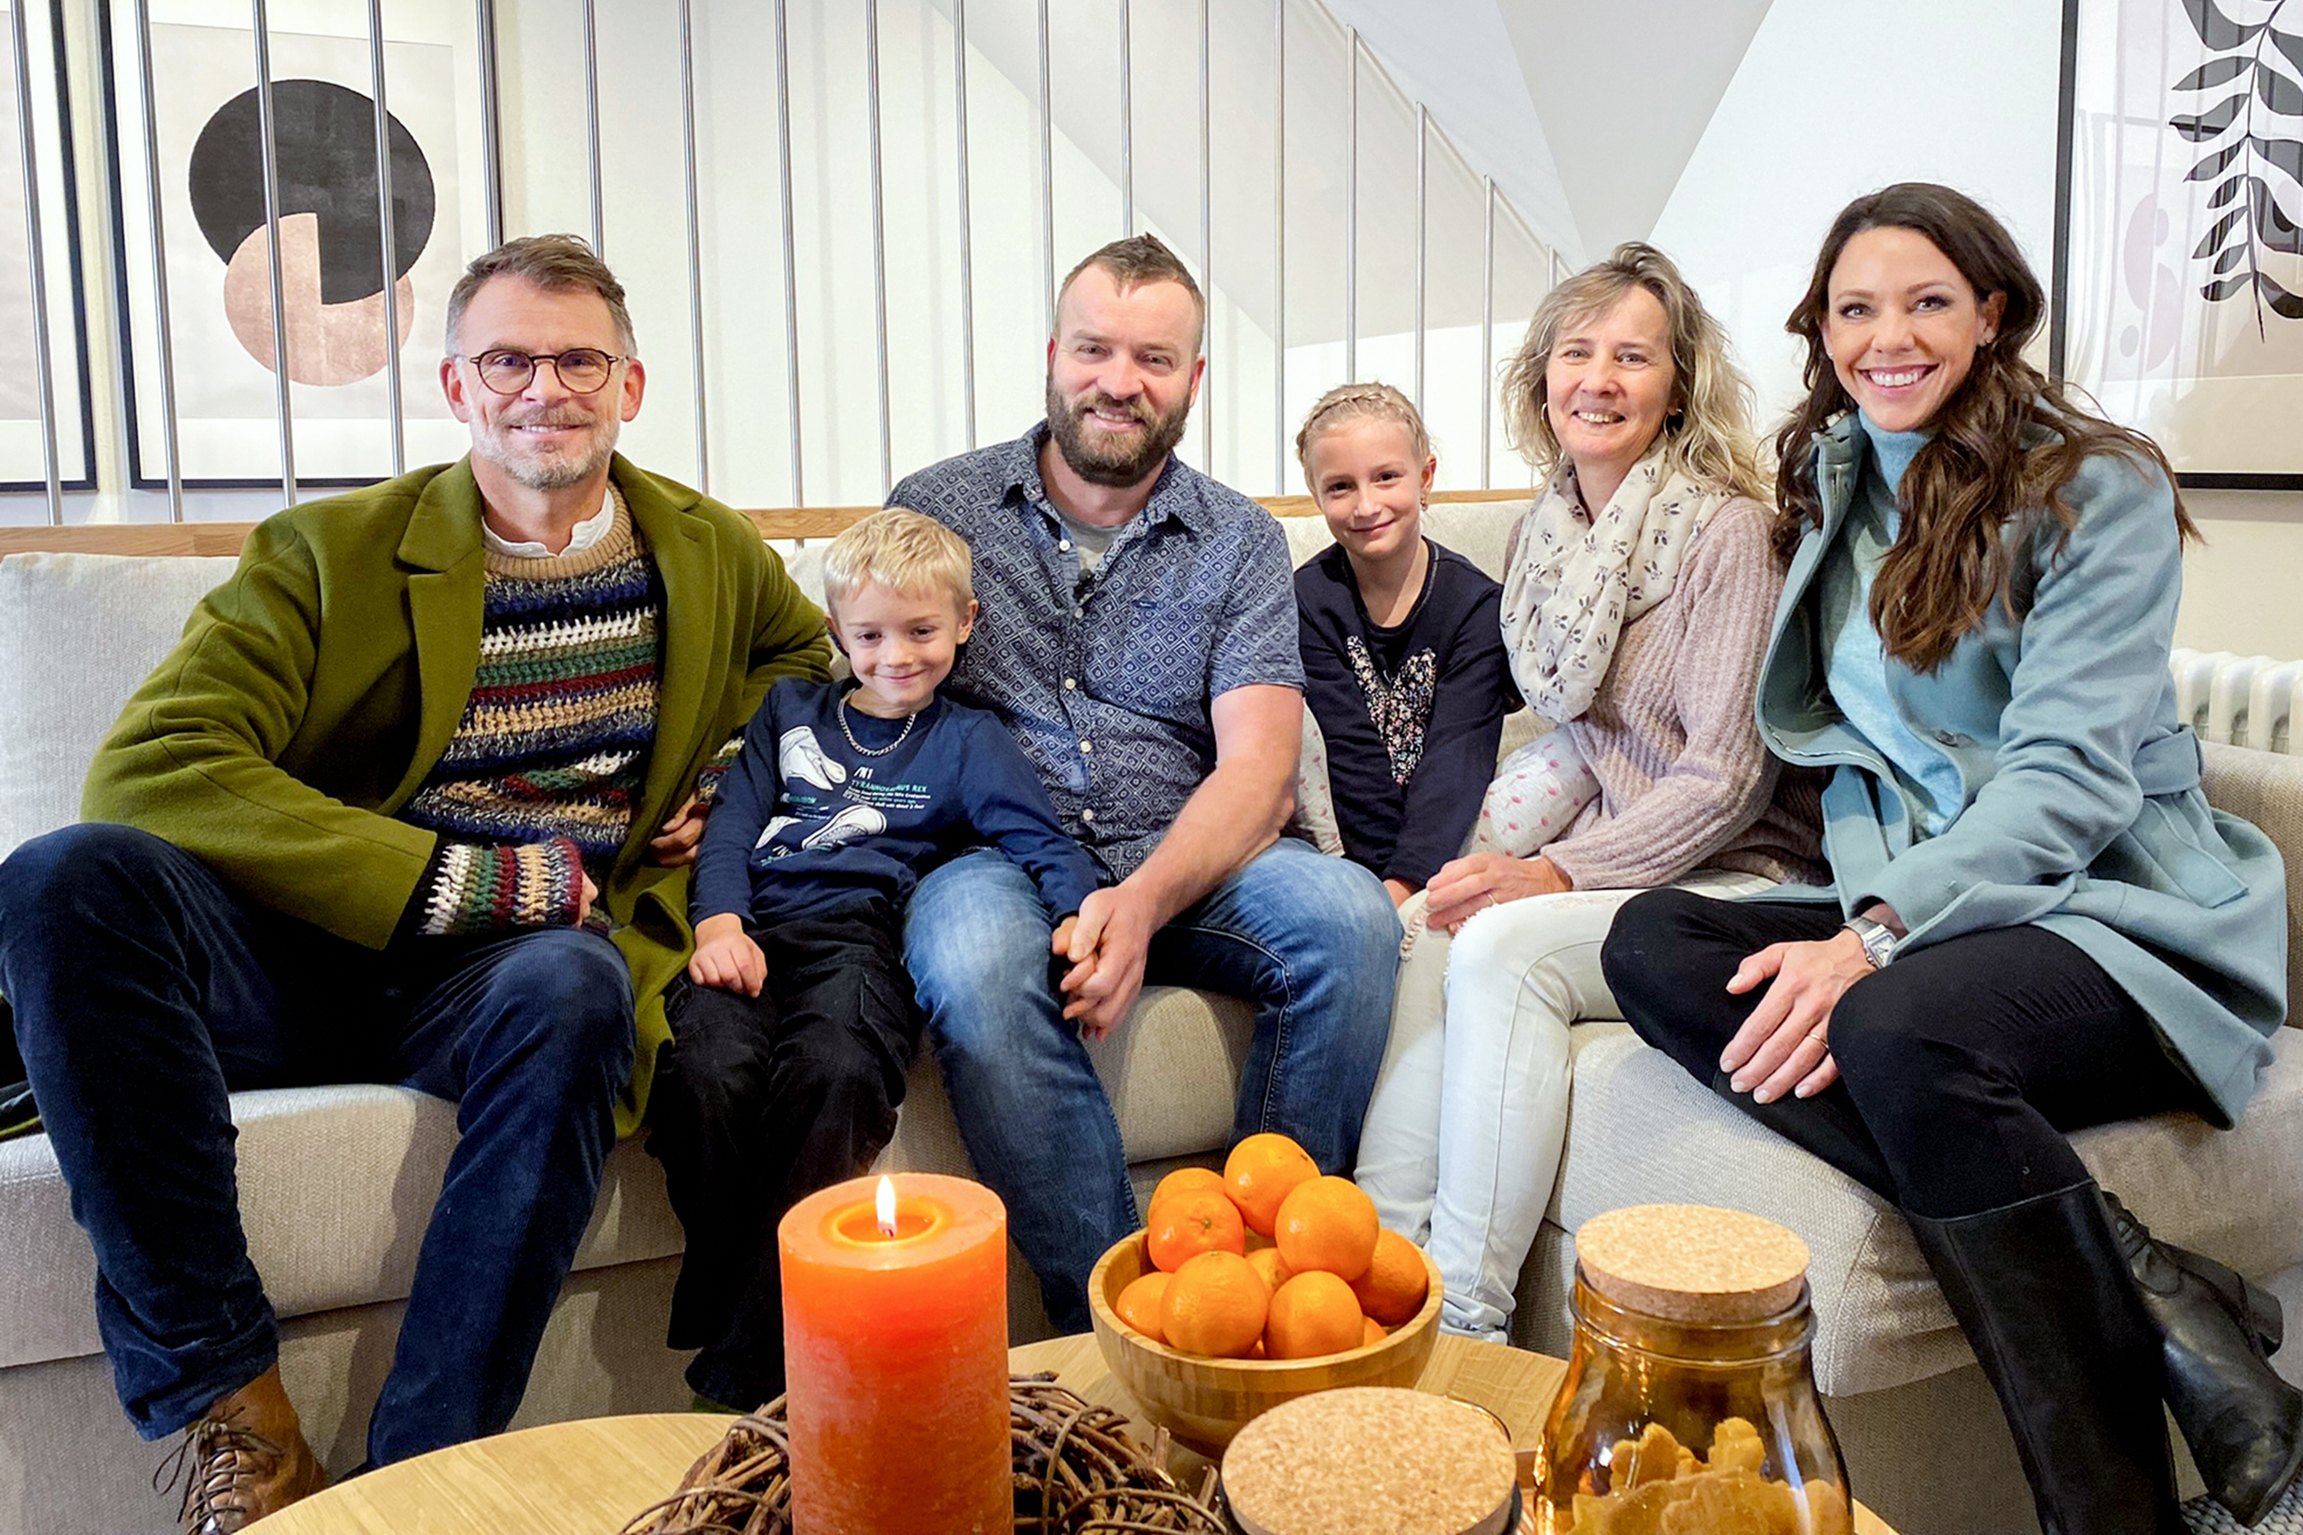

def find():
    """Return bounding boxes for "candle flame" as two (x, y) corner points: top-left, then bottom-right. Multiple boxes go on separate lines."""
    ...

(876, 1175), (898, 1236)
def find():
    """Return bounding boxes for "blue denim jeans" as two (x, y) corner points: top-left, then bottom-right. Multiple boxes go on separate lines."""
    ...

(902, 837), (1399, 1330)
(0, 824), (633, 1463)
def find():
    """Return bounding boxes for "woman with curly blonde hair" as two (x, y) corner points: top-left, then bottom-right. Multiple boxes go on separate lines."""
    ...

(1355, 242), (1823, 1343)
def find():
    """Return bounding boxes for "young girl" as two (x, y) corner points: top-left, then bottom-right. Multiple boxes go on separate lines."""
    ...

(1292, 383), (1519, 906)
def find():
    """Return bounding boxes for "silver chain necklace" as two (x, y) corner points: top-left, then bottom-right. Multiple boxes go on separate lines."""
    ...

(837, 695), (917, 757)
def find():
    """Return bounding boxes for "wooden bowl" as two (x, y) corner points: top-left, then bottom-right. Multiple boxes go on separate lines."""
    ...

(1086, 1231), (1445, 1457)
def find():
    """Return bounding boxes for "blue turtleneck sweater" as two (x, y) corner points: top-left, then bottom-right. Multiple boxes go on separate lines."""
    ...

(1815, 412), (1965, 836)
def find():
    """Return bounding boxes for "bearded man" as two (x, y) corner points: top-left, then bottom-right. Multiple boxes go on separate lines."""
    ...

(0, 235), (828, 1531)
(887, 234), (1399, 1331)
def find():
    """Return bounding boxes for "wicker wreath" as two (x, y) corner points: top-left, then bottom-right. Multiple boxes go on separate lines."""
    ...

(619, 1372), (1227, 1535)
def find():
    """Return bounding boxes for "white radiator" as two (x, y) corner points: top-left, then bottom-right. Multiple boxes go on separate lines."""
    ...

(2171, 649), (2303, 755)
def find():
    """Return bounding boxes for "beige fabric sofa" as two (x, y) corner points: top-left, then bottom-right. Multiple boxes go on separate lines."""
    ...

(2, 501), (2297, 1535)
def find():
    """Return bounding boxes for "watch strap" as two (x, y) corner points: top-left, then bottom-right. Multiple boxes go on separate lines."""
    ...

(1843, 915), (1899, 970)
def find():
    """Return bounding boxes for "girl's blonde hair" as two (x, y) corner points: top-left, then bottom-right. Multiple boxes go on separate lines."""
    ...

(1498, 242), (1768, 505)
(1294, 382), (1432, 492)
(822, 507), (974, 613)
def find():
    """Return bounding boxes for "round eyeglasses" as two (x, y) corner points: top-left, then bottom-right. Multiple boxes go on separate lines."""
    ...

(458, 348), (626, 396)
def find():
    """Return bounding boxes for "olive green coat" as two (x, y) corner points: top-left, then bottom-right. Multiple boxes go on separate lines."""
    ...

(83, 455), (832, 1132)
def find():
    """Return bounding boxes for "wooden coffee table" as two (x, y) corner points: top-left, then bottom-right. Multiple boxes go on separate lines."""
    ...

(247, 1411), (727, 1532)
(251, 1333), (1893, 1532)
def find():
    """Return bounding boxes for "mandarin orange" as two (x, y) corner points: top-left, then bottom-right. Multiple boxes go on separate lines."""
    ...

(1262, 1270), (1366, 1360)
(1272, 1175), (1381, 1282)
(1362, 1316), (1387, 1348)
(1145, 1188), (1247, 1273)
(1348, 1229), (1432, 1326)
(1245, 1244), (1295, 1295)
(1160, 1250), (1271, 1358)
(1113, 1272), (1171, 1343)
(1224, 1132), (1321, 1237)
(1145, 1166), (1228, 1224)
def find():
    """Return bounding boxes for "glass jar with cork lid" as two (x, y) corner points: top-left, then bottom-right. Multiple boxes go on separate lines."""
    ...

(1529, 1204), (1850, 1535)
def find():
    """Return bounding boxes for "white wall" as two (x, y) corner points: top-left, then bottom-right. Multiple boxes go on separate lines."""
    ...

(2173, 491), (2303, 657)
(1649, 0), (2063, 426)
(1649, 0), (2303, 660)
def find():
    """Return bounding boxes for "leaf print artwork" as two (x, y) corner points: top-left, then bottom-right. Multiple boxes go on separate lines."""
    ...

(2175, 0), (2303, 333)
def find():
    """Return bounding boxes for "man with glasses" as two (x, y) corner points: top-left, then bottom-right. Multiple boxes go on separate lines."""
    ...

(0, 235), (827, 1532)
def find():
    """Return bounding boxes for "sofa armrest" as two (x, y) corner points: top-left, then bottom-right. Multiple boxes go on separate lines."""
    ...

(2201, 739), (2303, 1017)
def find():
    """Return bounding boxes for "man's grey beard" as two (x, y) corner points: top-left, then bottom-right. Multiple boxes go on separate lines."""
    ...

(505, 443), (612, 491)
(1045, 376), (1190, 488)
(489, 418), (619, 491)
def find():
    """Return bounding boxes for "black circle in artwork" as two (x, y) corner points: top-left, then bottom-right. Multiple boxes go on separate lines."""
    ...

(188, 79), (436, 305)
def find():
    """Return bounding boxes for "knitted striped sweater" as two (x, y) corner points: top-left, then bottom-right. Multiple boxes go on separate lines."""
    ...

(401, 488), (679, 935)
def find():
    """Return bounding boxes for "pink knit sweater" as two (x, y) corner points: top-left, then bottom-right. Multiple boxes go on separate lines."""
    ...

(1533, 497), (1827, 892)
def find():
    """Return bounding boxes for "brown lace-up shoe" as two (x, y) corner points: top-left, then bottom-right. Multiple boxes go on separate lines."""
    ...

(157, 1365), (326, 1534)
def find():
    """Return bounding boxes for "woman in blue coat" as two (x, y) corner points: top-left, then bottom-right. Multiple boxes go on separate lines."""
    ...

(1603, 183), (2298, 1534)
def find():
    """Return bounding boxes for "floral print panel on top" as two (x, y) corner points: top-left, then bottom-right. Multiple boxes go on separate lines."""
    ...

(1344, 636), (1439, 787)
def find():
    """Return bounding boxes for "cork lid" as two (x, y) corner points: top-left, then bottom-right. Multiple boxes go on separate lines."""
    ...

(1576, 1205), (1809, 1323)
(1222, 1387), (1516, 1535)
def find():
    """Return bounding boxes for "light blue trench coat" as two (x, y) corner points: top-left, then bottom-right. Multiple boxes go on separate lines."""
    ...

(1752, 414), (2286, 1126)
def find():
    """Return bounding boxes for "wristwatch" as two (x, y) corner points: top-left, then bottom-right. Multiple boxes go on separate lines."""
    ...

(1842, 915), (1900, 971)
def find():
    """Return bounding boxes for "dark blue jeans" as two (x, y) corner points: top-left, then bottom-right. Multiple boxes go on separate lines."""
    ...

(902, 839), (1400, 1331)
(0, 824), (633, 1464)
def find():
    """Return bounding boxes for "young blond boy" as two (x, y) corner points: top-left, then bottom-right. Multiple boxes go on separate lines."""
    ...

(650, 508), (1100, 1409)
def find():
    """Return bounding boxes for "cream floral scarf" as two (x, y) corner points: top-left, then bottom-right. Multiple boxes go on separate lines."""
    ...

(1499, 440), (1734, 724)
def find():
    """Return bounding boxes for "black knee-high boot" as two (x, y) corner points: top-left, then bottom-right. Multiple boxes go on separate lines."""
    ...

(1906, 1181), (2181, 1535)
(2103, 1194), (2303, 1526)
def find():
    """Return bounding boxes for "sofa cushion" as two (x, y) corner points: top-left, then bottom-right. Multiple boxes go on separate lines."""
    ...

(1277, 499), (1529, 576)
(0, 1086), (686, 1371)
(1087, 986), (1258, 1161)
(879, 985), (1256, 1182)
(1416, 500), (1529, 578)
(1287, 710), (1346, 856)
(2201, 740), (2303, 1009)
(1556, 1021), (2303, 1398)
(764, 539), (824, 609)
(0, 553), (241, 858)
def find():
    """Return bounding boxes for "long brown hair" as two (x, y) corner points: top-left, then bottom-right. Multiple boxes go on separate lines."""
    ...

(1774, 183), (2191, 672)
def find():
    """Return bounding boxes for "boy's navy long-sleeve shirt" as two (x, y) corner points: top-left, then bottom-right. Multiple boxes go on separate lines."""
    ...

(693, 678), (1104, 926)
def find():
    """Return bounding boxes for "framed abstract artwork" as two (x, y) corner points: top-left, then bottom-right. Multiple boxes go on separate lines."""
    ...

(99, 0), (491, 489)
(2055, 0), (2303, 488)
(0, 0), (97, 493)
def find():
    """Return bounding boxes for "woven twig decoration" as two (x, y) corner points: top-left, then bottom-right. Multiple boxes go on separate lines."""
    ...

(620, 1372), (1226, 1535)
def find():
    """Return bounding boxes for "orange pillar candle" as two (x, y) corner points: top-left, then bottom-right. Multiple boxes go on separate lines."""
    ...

(780, 1172), (1012, 1534)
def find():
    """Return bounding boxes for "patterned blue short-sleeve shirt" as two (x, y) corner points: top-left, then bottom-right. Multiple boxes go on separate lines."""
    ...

(889, 424), (1303, 879)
